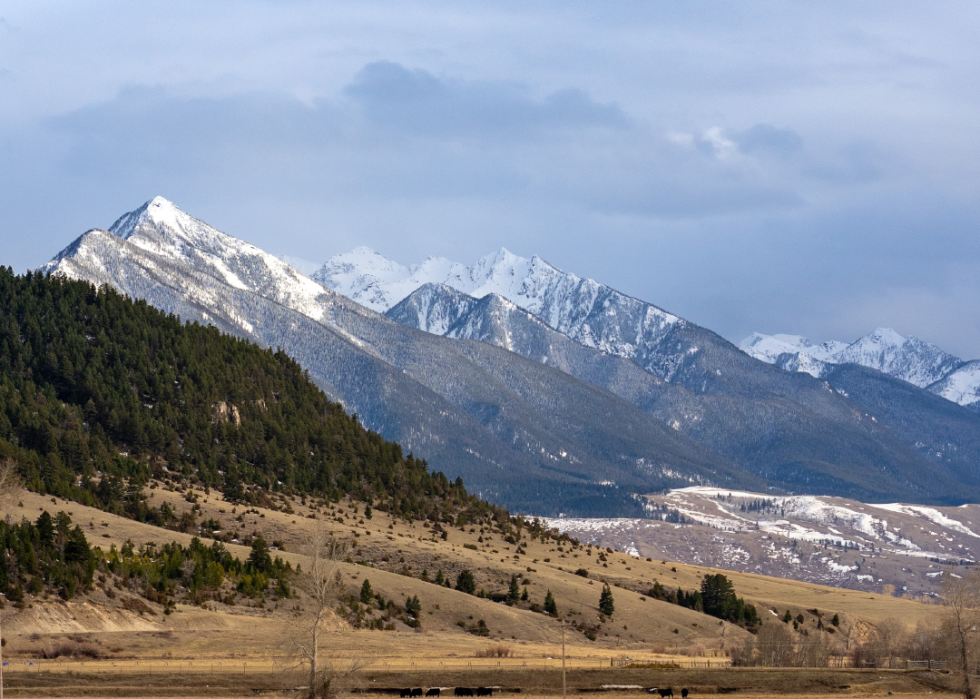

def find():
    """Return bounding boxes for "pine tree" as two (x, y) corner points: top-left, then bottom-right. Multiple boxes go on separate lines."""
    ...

(248, 536), (273, 573)
(223, 469), (246, 504)
(507, 575), (521, 605)
(455, 569), (476, 595)
(599, 583), (615, 617)
(435, 569), (446, 586)
(544, 590), (558, 617)
(521, 587), (529, 602)
(360, 579), (374, 605)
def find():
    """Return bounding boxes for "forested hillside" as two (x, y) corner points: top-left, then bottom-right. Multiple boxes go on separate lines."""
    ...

(0, 270), (492, 522)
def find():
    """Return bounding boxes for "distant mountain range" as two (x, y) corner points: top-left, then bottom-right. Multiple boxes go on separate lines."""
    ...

(317, 241), (980, 502)
(741, 330), (980, 413)
(40, 198), (980, 515)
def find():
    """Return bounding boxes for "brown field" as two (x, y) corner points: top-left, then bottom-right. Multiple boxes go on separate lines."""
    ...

(0, 488), (964, 699)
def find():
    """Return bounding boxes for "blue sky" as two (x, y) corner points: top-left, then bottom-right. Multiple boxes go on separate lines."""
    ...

(1, 1), (978, 356)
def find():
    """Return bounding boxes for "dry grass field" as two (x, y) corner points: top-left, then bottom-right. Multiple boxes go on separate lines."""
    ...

(0, 486), (962, 699)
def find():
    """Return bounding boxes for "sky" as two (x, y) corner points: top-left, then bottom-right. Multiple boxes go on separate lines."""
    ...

(1, 2), (979, 357)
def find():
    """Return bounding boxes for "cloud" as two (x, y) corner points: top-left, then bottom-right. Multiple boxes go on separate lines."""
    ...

(734, 124), (804, 156)
(2, 0), (979, 360)
(25, 63), (805, 224)
(343, 61), (629, 139)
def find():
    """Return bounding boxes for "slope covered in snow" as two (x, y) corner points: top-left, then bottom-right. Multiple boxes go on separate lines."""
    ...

(316, 247), (684, 378)
(739, 333), (846, 377)
(741, 327), (977, 412)
(929, 360), (980, 413)
(546, 487), (980, 594)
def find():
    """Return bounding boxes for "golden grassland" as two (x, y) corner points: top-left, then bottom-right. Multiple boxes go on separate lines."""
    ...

(0, 487), (961, 698)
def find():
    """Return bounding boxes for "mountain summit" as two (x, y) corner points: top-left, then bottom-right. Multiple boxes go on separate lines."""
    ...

(40, 199), (980, 511)
(316, 247), (684, 380)
(741, 329), (979, 412)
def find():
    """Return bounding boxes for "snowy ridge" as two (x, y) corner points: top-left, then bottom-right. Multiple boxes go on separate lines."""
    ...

(741, 327), (979, 410)
(43, 197), (340, 325)
(316, 247), (684, 377)
(929, 360), (980, 411)
(739, 333), (846, 377)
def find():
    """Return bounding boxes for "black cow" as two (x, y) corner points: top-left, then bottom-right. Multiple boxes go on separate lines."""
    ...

(658, 689), (673, 699)
(681, 690), (689, 699)
(477, 689), (493, 697)
(427, 690), (441, 697)
(401, 690), (412, 698)
(455, 689), (474, 697)
(411, 689), (423, 697)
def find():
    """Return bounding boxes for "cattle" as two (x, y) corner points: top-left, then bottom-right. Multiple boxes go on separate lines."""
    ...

(411, 689), (423, 697)
(400, 690), (412, 698)
(658, 689), (673, 698)
(477, 689), (493, 697)
(427, 690), (441, 697)
(455, 689), (474, 697)
(681, 690), (689, 698)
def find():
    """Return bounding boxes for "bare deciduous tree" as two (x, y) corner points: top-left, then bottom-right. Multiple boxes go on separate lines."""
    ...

(285, 521), (356, 699)
(941, 568), (980, 699)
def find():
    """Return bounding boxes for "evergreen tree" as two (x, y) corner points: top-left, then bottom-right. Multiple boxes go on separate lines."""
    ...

(507, 574), (521, 605)
(544, 590), (558, 617)
(832, 613), (840, 627)
(435, 569), (446, 586)
(455, 569), (476, 595)
(599, 583), (615, 617)
(223, 469), (245, 504)
(405, 594), (421, 618)
(360, 579), (374, 605)
(700, 573), (736, 619)
(521, 587), (529, 602)
(248, 536), (273, 573)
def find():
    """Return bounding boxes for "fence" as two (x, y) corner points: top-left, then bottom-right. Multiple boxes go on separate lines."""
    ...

(905, 660), (947, 671)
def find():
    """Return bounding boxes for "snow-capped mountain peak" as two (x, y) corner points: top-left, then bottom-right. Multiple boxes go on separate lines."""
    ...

(740, 333), (846, 366)
(742, 327), (978, 411)
(46, 197), (338, 322)
(316, 246), (683, 375)
(108, 196), (184, 239)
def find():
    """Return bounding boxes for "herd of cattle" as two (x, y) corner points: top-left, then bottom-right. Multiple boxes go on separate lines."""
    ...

(397, 688), (690, 697)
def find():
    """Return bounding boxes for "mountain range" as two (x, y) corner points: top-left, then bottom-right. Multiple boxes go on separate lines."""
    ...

(40, 197), (980, 515)
(741, 330), (980, 413)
